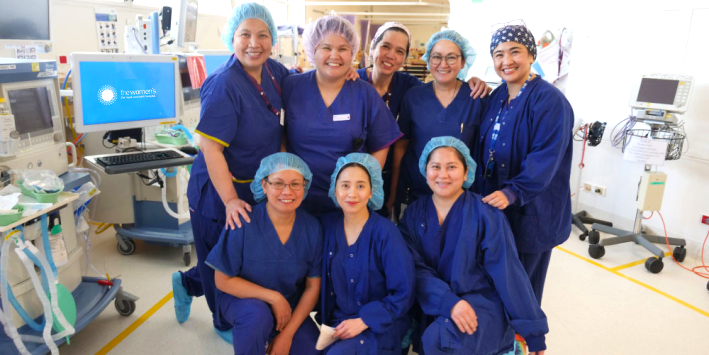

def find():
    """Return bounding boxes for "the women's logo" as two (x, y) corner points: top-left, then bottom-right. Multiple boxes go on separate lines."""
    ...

(98, 85), (117, 105)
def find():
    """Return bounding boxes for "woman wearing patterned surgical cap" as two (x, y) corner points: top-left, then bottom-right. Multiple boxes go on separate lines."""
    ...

(358, 23), (491, 220)
(472, 21), (574, 328)
(283, 15), (402, 217)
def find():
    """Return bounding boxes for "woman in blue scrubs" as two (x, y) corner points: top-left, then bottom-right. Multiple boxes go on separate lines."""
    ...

(389, 30), (486, 211)
(207, 153), (322, 354)
(472, 23), (574, 307)
(399, 137), (548, 355)
(320, 153), (415, 354)
(359, 23), (490, 218)
(175, 2), (289, 337)
(284, 16), (402, 217)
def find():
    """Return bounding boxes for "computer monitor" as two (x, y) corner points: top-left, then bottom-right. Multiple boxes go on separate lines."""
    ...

(171, 0), (199, 47)
(70, 53), (180, 133)
(628, 74), (693, 113)
(0, 0), (53, 51)
(195, 50), (231, 76)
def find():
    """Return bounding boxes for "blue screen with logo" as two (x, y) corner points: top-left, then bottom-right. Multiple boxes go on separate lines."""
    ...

(79, 61), (176, 126)
(204, 55), (231, 76)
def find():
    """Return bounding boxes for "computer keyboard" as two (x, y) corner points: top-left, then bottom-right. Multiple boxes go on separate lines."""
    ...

(95, 150), (194, 175)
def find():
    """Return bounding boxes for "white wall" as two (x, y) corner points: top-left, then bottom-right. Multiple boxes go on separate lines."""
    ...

(450, 0), (709, 258)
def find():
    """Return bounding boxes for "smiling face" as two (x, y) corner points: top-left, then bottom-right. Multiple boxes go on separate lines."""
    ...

(233, 18), (273, 73)
(492, 41), (534, 86)
(429, 40), (464, 85)
(425, 147), (468, 199)
(372, 29), (408, 76)
(335, 165), (373, 216)
(261, 169), (305, 215)
(314, 35), (353, 81)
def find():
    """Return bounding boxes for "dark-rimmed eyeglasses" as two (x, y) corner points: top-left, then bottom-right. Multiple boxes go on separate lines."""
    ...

(429, 54), (462, 66)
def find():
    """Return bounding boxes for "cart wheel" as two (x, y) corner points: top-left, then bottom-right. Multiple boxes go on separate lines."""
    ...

(117, 238), (136, 255)
(579, 231), (588, 241)
(706, 280), (709, 292)
(588, 230), (600, 245)
(115, 299), (136, 316)
(644, 257), (664, 274)
(673, 246), (687, 262)
(183, 252), (191, 266)
(588, 244), (605, 259)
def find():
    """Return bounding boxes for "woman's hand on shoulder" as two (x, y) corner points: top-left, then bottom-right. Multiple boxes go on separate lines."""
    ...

(482, 191), (509, 210)
(344, 66), (359, 81)
(225, 198), (252, 229)
(467, 76), (492, 99)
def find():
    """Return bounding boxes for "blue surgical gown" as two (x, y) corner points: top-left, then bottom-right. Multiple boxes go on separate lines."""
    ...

(284, 71), (402, 216)
(187, 56), (288, 220)
(397, 82), (485, 202)
(398, 191), (548, 353)
(356, 69), (423, 119)
(473, 76), (574, 253)
(320, 210), (415, 354)
(206, 202), (323, 321)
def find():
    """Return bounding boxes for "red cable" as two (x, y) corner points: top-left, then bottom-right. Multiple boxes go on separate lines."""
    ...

(578, 124), (588, 169)
(642, 211), (653, 220)
(656, 211), (709, 278)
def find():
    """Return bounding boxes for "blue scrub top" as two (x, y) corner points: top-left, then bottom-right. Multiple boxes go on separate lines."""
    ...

(186, 56), (289, 220)
(398, 191), (548, 353)
(473, 76), (574, 253)
(356, 68), (423, 119)
(284, 71), (402, 216)
(206, 202), (323, 312)
(397, 82), (486, 201)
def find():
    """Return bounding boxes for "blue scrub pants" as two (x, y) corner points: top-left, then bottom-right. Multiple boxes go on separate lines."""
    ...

(180, 211), (230, 330)
(421, 316), (515, 355)
(517, 249), (553, 306)
(220, 296), (321, 355)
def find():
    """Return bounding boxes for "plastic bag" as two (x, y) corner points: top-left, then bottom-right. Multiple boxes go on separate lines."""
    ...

(19, 170), (64, 194)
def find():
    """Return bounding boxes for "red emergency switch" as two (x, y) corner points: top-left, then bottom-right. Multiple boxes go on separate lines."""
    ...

(59, 56), (67, 64)
(143, 24), (147, 29)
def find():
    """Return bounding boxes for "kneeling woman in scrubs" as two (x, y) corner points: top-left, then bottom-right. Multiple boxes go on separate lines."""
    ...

(390, 30), (486, 209)
(207, 153), (323, 355)
(320, 153), (415, 354)
(399, 137), (548, 355)
(284, 16), (402, 217)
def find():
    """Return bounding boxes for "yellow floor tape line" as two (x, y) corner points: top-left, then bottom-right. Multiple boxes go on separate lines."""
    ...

(556, 247), (709, 318)
(611, 252), (672, 272)
(95, 291), (174, 355)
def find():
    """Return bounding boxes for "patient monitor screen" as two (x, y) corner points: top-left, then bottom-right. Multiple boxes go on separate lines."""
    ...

(636, 78), (678, 105)
(8, 87), (53, 135)
(78, 61), (176, 126)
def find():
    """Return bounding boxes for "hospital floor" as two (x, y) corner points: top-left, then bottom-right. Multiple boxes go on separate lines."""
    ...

(55, 225), (709, 355)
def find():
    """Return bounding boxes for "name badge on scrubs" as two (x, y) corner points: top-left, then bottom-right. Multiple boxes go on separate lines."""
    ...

(280, 109), (285, 126)
(333, 114), (350, 122)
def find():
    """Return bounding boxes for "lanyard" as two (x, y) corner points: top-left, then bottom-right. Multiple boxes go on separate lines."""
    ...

(367, 69), (394, 108)
(236, 60), (282, 117)
(484, 74), (532, 179)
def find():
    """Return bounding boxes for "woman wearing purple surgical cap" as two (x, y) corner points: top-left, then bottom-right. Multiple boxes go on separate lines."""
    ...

(283, 16), (402, 217)
(472, 22), (574, 354)
(357, 23), (491, 220)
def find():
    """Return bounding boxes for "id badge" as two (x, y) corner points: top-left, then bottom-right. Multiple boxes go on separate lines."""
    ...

(333, 114), (350, 121)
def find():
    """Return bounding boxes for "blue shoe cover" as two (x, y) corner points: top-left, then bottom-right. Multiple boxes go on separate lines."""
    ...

(172, 272), (192, 323)
(215, 326), (233, 344)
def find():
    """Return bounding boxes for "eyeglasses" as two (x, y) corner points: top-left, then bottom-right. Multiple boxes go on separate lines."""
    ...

(429, 54), (462, 66)
(265, 178), (306, 191)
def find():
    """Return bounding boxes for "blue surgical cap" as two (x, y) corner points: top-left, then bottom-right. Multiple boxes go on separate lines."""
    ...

(418, 136), (477, 189)
(328, 153), (384, 210)
(422, 30), (477, 81)
(251, 153), (313, 203)
(221, 2), (278, 51)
